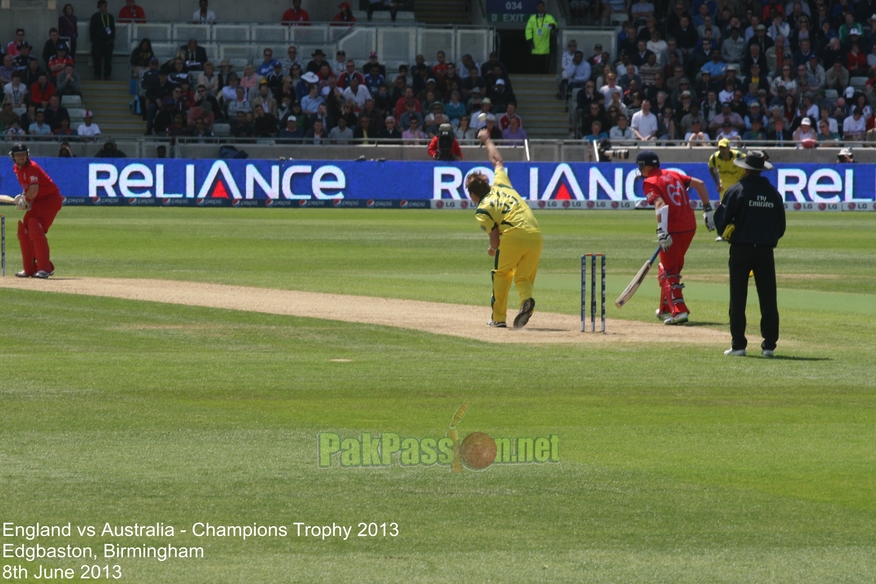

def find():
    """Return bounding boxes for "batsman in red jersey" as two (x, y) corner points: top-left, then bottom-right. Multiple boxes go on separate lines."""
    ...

(10, 143), (64, 278)
(636, 150), (715, 324)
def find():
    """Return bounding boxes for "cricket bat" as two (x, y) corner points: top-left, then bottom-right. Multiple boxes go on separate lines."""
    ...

(0, 195), (16, 205)
(615, 247), (661, 308)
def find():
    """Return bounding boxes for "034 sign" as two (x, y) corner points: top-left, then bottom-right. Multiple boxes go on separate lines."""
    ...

(486, 0), (541, 22)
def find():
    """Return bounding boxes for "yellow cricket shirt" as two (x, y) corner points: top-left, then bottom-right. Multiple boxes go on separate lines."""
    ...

(708, 149), (746, 192)
(475, 168), (541, 235)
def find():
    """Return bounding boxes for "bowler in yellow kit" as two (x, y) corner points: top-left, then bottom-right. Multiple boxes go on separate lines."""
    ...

(466, 128), (543, 329)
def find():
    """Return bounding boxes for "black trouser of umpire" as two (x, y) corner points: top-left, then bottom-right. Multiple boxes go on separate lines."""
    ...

(729, 243), (779, 351)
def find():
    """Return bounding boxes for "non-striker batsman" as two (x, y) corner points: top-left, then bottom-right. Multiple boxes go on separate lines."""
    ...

(10, 143), (64, 278)
(637, 150), (715, 324)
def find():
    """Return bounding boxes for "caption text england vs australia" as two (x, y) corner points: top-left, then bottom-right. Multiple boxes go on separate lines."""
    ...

(2, 521), (399, 578)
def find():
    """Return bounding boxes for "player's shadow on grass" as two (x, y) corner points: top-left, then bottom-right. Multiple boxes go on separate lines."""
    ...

(767, 355), (831, 361)
(682, 321), (724, 327)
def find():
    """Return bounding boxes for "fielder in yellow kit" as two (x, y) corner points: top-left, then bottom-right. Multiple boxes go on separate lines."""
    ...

(466, 128), (543, 329)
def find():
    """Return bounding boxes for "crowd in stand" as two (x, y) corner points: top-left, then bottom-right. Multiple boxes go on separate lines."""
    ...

(563, 0), (876, 146)
(137, 42), (526, 143)
(2, 0), (525, 145)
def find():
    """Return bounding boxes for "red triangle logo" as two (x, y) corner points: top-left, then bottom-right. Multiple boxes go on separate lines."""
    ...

(211, 181), (230, 199)
(555, 183), (572, 200)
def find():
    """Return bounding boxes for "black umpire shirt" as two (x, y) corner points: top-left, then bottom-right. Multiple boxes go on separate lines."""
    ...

(716, 174), (785, 245)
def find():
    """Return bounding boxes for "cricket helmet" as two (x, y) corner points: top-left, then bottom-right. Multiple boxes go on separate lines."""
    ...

(636, 150), (659, 168)
(9, 142), (29, 160)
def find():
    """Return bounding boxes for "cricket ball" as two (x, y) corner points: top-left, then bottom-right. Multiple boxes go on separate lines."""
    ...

(459, 432), (497, 470)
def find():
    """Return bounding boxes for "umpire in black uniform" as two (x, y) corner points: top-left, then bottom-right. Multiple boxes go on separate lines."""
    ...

(714, 150), (786, 358)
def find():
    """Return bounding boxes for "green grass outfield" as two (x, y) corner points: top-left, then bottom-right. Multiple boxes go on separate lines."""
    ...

(1, 208), (875, 583)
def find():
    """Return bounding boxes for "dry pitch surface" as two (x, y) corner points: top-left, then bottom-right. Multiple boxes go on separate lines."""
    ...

(0, 277), (727, 344)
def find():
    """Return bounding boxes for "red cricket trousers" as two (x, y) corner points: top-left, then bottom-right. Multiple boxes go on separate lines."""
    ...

(657, 229), (695, 317)
(18, 195), (63, 275)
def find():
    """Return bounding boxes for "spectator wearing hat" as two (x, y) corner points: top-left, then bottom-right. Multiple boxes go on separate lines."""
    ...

(306, 49), (327, 75)
(839, 13), (863, 44)
(89, 0), (116, 80)
(332, 2), (356, 25)
(14, 43), (38, 73)
(118, 0), (146, 22)
(192, 0), (216, 22)
(47, 43), (74, 83)
(713, 150), (785, 357)
(793, 116), (816, 144)
(279, 115), (304, 140)
(488, 78), (516, 114)
(837, 146), (855, 162)
(282, 0), (309, 25)
(749, 22), (774, 54)
(77, 110), (100, 140)
(361, 52), (386, 78)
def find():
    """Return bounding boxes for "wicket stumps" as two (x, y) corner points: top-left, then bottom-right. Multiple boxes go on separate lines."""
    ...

(1, 215), (5, 277)
(581, 253), (606, 333)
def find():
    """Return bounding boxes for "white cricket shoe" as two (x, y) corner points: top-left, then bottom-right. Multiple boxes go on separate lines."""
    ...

(655, 309), (672, 320)
(664, 312), (689, 325)
(762, 349), (775, 358)
(724, 348), (746, 356)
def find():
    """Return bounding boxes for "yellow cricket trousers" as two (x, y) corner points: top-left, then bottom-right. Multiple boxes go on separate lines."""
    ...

(491, 229), (544, 323)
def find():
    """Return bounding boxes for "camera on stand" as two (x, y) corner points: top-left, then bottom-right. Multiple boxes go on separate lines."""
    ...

(594, 138), (629, 162)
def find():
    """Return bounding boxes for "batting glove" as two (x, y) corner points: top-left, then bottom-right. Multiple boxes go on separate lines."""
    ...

(657, 228), (673, 251)
(14, 194), (30, 210)
(703, 202), (716, 231)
